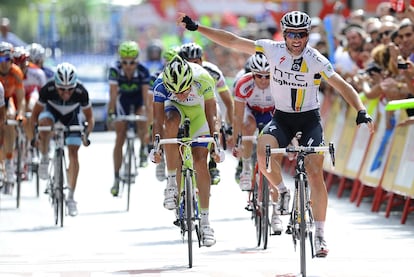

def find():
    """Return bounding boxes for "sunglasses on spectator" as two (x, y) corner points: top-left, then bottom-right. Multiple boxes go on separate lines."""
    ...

(121, 60), (137, 66)
(0, 56), (11, 63)
(380, 30), (393, 37)
(57, 86), (75, 92)
(285, 31), (309, 39)
(254, 73), (270, 79)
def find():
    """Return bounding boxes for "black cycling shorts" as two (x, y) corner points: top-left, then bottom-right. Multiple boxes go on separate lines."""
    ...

(262, 109), (324, 148)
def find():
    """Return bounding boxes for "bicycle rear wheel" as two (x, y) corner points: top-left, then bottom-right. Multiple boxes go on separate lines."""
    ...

(184, 169), (193, 268)
(298, 176), (307, 277)
(261, 175), (270, 250)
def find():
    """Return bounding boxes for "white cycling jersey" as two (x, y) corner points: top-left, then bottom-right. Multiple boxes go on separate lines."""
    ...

(234, 72), (274, 113)
(24, 63), (47, 96)
(255, 39), (335, 113)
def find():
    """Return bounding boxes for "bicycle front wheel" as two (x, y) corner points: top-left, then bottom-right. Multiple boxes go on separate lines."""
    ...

(253, 164), (262, 247)
(125, 139), (134, 211)
(261, 175), (270, 250)
(55, 149), (65, 227)
(298, 176), (307, 277)
(184, 169), (193, 268)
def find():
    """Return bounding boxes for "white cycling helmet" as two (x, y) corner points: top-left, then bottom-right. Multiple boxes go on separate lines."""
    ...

(54, 62), (78, 88)
(26, 43), (46, 63)
(179, 42), (203, 60)
(249, 53), (270, 73)
(280, 11), (312, 32)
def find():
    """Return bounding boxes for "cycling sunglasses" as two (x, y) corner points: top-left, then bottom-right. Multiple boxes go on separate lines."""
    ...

(57, 86), (75, 92)
(0, 56), (11, 63)
(285, 31), (309, 39)
(254, 73), (270, 79)
(121, 60), (137, 66)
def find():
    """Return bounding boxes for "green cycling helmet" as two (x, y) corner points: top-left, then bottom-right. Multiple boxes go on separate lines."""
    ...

(162, 46), (180, 63)
(162, 55), (193, 93)
(118, 41), (140, 58)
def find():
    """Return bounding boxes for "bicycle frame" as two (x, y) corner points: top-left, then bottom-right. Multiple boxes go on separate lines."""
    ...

(38, 123), (87, 227)
(154, 119), (222, 268)
(265, 143), (335, 277)
(115, 114), (147, 211)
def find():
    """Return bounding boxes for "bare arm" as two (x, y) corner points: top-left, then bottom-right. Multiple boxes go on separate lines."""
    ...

(82, 106), (95, 135)
(177, 12), (255, 55)
(108, 83), (118, 113)
(218, 89), (234, 126)
(152, 101), (165, 140)
(205, 98), (217, 136)
(232, 100), (245, 139)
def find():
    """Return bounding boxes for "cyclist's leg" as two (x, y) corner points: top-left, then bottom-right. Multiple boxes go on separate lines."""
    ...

(193, 145), (215, 246)
(301, 116), (328, 257)
(4, 101), (17, 183)
(37, 110), (55, 180)
(239, 111), (256, 191)
(111, 99), (127, 196)
(62, 114), (82, 216)
(257, 116), (291, 232)
(162, 106), (182, 210)
(134, 102), (149, 168)
(186, 104), (216, 246)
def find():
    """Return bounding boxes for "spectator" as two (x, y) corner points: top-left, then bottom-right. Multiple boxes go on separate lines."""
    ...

(0, 17), (26, 47)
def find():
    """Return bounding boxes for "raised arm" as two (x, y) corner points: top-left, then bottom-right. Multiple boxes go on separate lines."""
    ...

(177, 12), (255, 55)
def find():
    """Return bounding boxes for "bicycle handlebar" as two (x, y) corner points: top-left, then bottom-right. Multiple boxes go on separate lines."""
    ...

(154, 132), (225, 162)
(265, 143), (335, 173)
(115, 114), (147, 122)
(36, 124), (91, 146)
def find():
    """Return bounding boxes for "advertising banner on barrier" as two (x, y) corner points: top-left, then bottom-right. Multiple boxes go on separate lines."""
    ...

(381, 120), (414, 197)
(359, 105), (397, 187)
(323, 97), (347, 173)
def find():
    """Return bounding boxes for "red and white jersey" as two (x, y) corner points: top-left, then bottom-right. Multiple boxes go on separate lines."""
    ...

(234, 72), (275, 113)
(24, 62), (47, 96)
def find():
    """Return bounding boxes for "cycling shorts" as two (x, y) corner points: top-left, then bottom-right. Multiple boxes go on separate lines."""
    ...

(116, 92), (144, 115)
(39, 110), (82, 146)
(262, 109), (324, 148)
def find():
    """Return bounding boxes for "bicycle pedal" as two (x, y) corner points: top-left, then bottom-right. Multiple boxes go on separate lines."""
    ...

(285, 226), (293, 235)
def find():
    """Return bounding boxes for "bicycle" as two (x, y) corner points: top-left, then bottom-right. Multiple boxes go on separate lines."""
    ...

(4, 118), (26, 208)
(265, 140), (335, 277)
(114, 113), (147, 211)
(154, 118), (224, 268)
(37, 122), (90, 227)
(235, 134), (273, 250)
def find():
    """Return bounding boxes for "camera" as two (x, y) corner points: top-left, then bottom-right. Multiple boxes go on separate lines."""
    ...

(397, 62), (409, 69)
(365, 62), (382, 75)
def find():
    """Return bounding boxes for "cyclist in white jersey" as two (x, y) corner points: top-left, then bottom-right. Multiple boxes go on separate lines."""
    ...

(150, 55), (222, 247)
(178, 42), (234, 185)
(233, 53), (288, 235)
(178, 10), (374, 257)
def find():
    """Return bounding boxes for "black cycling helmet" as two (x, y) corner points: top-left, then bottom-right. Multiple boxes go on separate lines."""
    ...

(280, 11), (312, 32)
